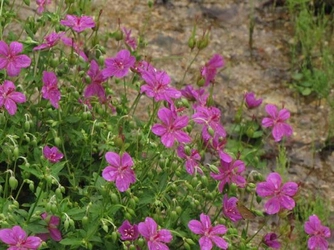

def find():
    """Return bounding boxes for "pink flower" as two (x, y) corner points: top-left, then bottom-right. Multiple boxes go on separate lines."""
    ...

(263, 233), (281, 249)
(37, 213), (62, 242)
(0, 80), (26, 115)
(33, 32), (64, 51)
(134, 60), (155, 75)
(152, 107), (191, 148)
(206, 135), (232, 163)
(222, 195), (242, 222)
(61, 36), (88, 61)
(84, 60), (107, 102)
(188, 213), (228, 250)
(36, 0), (51, 14)
(304, 215), (331, 250)
(177, 145), (202, 175)
(140, 69), (181, 103)
(244, 92), (262, 109)
(60, 15), (95, 33)
(138, 217), (172, 250)
(0, 41), (31, 77)
(181, 85), (208, 108)
(200, 54), (224, 87)
(210, 159), (246, 192)
(102, 49), (136, 79)
(102, 152), (136, 192)
(0, 225), (42, 249)
(41, 71), (61, 109)
(122, 27), (137, 50)
(256, 172), (298, 215)
(43, 146), (63, 163)
(262, 104), (293, 142)
(118, 220), (139, 241)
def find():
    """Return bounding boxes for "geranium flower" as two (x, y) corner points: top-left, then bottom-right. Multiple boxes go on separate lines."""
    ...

(256, 172), (298, 215)
(207, 135), (232, 163)
(304, 215), (331, 250)
(177, 145), (202, 175)
(102, 151), (136, 192)
(37, 213), (62, 242)
(60, 15), (95, 33)
(41, 71), (61, 109)
(140, 69), (181, 103)
(0, 41), (31, 76)
(118, 220), (139, 241)
(84, 60), (107, 102)
(262, 233), (281, 249)
(200, 54), (224, 86)
(181, 85), (208, 108)
(152, 107), (191, 148)
(33, 32), (64, 51)
(262, 104), (293, 142)
(102, 49), (136, 79)
(43, 146), (63, 163)
(222, 195), (243, 222)
(134, 60), (155, 75)
(138, 217), (172, 250)
(61, 36), (88, 61)
(188, 213), (228, 250)
(0, 80), (26, 115)
(36, 0), (51, 14)
(210, 159), (246, 192)
(244, 92), (262, 109)
(0, 225), (42, 249)
(122, 27), (137, 50)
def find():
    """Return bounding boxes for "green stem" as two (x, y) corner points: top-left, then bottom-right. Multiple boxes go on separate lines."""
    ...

(0, 0), (4, 40)
(181, 49), (201, 85)
(26, 182), (45, 223)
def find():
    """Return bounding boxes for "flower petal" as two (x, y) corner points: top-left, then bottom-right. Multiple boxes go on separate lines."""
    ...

(105, 152), (121, 167)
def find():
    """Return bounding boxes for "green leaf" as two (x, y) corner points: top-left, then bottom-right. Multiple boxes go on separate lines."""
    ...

(301, 88), (312, 96)
(64, 115), (81, 124)
(51, 161), (66, 176)
(60, 238), (83, 246)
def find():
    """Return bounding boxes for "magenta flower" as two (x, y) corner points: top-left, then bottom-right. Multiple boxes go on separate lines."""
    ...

(102, 49), (135, 79)
(37, 213), (62, 242)
(152, 107), (191, 148)
(134, 60), (155, 75)
(192, 106), (226, 141)
(244, 92), (262, 109)
(188, 213), (228, 250)
(207, 135), (232, 163)
(41, 71), (61, 109)
(118, 220), (139, 241)
(177, 145), (202, 175)
(0, 80), (26, 115)
(138, 217), (172, 250)
(263, 233), (281, 249)
(102, 152), (136, 192)
(84, 60), (107, 102)
(256, 172), (298, 215)
(222, 195), (243, 222)
(210, 159), (246, 192)
(181, 85), (209, 108)
(60, 15), (95, 33)
(61, 36), (88, 61)
(36, 0), (51, 14)
(304, 215), (331, 250)
(262, 104), (293, 142)
(0, 225), (42, 249)
(33, 32), (64, 51)
(122, 27), (137, 50)
(43, 146), (63, 163)
(201, 54), (224, 87)
(0, 41), (31, 77)
(140, 69), (182, 103)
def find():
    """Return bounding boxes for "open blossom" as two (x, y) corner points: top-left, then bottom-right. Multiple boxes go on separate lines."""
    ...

(118, 220), (139, 241)
(210, 159), (246, 192)
(181, 85), (208, 108)
(102, 49), (135, 79)
(122, 27), (137, 50)
(263, 233), (281, 249)
(201, 54), (224, 86)
(41, 71), (61, 109)
(138, 217), (172, 250)
(0, 225), (42, 249)
(222, 195), (243, 222)
(140, 69), (181, 103)
(36, 0), (51, 14)
(0, 41), (31, 77)
(0, 80), (26, 115)
(188, 213), (228, 250)
(152, 107), (191, 148)
(43, 146), (63, 163)
(33, 32), (64, 51)
(244, 92), (262, 109)
(177, 145), (202, 175)
(37, 213), (62, 242)
(262, 104), (293, 142)
(61, 36), (88, 61)
(102, 152), (136, 192)
(84, 60), (107, 102)
(304, 215), (331, 250)
(60, 15), (95, 33)
(207, 135), (232, 163)
(256, 172), (298, 214)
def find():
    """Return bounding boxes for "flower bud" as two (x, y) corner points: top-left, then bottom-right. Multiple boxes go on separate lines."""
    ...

(188, 37), (196, 50)
(208, 164), (219, 174)
(23, 0), (30, 5)
(114, 30), (123, 41)
(9, 176), (18, 190)
(197, 77), (205, 87)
